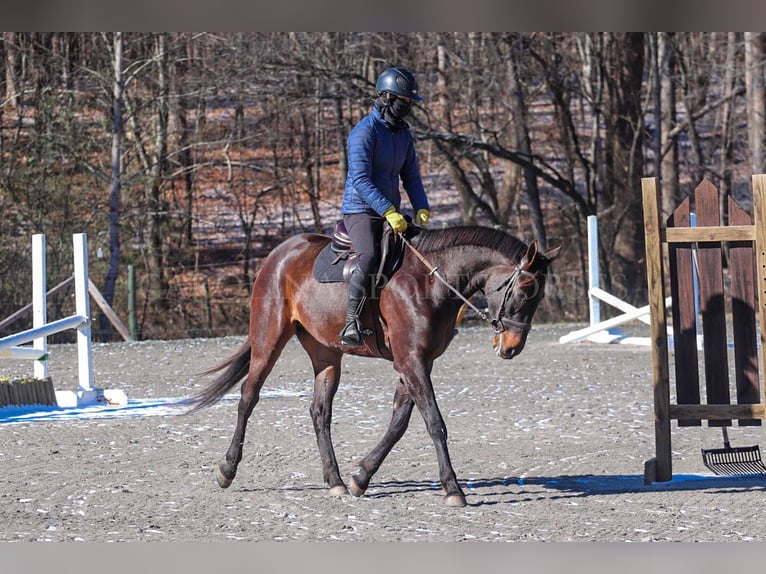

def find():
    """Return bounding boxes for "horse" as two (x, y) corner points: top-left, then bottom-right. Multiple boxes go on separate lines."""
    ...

(188, 225), (560, 507)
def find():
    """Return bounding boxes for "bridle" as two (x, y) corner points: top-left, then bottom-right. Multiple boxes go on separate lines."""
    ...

(490, 266), (539, 334)
(400, 233), (540, 335)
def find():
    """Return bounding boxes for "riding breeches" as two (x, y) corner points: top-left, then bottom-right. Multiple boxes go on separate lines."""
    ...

(342, 212), (383, 282)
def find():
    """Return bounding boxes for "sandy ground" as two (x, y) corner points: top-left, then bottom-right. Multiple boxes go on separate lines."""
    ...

(1, 323), (766, 542)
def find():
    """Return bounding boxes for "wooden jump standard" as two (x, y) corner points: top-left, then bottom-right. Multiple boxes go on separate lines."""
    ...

(642, 175), (766, 484)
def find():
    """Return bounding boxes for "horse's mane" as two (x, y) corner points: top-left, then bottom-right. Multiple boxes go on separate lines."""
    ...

(411, 226), (527, 261)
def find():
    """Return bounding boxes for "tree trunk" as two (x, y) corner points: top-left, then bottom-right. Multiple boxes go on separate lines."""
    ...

(659, 32), (679, 219)
(745, 32), (766, 174)
(4, 32), (18, 108)
(335, 98), (347, 189)
(508, 33), (546, 251)
(436, 43), (477, 224)
(299, 107), (321, 230)
(173, 42), (194, 251)
(146, 33), (170, 311)
(100, 32), (124, 341)
(605, 32), (646, 304)
(718, 32), (739, 223)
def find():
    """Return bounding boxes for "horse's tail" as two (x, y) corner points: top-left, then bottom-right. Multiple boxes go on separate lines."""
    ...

(185, 340), (251, 413)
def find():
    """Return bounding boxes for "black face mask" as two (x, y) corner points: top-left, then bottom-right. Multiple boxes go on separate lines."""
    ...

(389, 97), (413, 120)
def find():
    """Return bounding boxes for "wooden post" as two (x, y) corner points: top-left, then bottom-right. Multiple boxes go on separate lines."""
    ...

(128, 264), (137, 341)
(88, 278), (131, 341)
(642, 177), (672, 483)
(204, 276), (213, 335)
(753, 174), (766, 406)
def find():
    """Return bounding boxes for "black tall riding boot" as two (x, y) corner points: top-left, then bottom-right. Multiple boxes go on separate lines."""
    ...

(339, 269), (368, 346)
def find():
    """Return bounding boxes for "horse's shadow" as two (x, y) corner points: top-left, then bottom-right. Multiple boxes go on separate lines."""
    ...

(358, 473), (766, 506)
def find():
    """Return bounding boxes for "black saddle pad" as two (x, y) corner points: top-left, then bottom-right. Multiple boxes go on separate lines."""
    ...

(313, 243), (350, 283)
(312, 233), (408, 285)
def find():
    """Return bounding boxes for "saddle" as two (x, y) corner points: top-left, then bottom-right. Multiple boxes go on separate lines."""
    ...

(312, 220), (407, 286)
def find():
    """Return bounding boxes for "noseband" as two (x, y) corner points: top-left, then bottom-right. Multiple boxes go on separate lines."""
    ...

(490, 266), (538, 335)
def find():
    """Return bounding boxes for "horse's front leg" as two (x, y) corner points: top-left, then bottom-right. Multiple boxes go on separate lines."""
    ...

(398, 359), (467, 507)
(298, 332), (348, 496)
(218, 321), (294, 489)
(309, 360), (348, 496)
(350, 378), (414, 497)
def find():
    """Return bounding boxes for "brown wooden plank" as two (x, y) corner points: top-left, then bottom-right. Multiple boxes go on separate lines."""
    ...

(88, 278), (131, 341)
(665, 225), (756, 242)
(670, 403), (766, 419)
(728, 196), (761, 426)
(642, 177), (672, 482)
(694, 180), (731, 426)
(667, 197), (701, 426)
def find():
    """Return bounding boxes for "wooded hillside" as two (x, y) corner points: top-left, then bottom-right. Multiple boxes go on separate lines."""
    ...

(1, 32), (764, 340)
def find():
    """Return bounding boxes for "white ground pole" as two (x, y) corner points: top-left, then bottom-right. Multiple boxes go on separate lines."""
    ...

(0, 233), (126, 407)
(559, 215), (672, 346)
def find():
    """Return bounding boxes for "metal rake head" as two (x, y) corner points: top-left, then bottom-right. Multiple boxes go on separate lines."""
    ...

(701, 445), (766, 476)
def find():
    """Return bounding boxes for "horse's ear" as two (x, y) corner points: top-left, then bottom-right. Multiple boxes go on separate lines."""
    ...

(521, 240), (538, 268)
(544, 245), (562, 262)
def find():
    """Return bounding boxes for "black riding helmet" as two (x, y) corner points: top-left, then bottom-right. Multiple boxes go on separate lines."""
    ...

(375, 67), (423, 101)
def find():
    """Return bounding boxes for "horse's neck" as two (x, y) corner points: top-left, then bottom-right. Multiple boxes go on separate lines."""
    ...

(431, 246), (511, 297)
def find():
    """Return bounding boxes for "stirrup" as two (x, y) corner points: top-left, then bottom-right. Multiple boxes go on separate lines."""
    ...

(340, 321), (363, 346)
(340, 320), (372, 346)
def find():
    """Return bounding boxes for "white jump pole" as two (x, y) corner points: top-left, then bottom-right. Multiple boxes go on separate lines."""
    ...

(33, 234), (48, 379)
(73, 233), (94, 392)
(587, 215), (600, 327)
(0, 315), (86, 349)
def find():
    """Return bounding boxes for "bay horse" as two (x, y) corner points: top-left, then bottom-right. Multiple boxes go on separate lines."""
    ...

(188, 225), (560, 507)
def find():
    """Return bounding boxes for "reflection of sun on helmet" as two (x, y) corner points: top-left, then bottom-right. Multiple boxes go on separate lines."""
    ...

(375, 67), (423, 101)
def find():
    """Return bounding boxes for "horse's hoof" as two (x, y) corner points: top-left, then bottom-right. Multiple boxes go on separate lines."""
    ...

(349, 475), (366, 497)
(328, 484), (349, 497)
(215, 465), (234, 489)
(443, 493), (467, 507)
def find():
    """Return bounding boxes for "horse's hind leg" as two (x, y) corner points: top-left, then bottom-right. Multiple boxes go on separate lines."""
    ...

(350, 378), (413, 497)
(217, 328), (294, 488)
(297, 331), (347, 496)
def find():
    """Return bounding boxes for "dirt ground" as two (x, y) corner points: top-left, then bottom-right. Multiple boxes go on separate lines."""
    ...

(1, 323), (766, 542)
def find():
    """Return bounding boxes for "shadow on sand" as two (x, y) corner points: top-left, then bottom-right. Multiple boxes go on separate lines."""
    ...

(353, 473), (766, 506)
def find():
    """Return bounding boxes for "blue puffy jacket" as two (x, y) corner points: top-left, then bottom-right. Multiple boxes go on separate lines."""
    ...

(341, 105), (429, 216)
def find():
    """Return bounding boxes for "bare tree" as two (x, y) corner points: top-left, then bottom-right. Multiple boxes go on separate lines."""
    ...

(505, 33), (546, 250)
(659, 32), (680, 219)
(718, 32), (740, 221)
(603, 32), (645, 299)
(745, 32), (766, 174)
(100, 32), (124, 340)
(3, 32), (18, 108)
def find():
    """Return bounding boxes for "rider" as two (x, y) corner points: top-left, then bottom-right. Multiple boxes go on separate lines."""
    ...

(339, 66), (431, 347)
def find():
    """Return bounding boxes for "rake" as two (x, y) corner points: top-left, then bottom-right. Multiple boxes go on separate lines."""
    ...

(701, 426), (766, 476)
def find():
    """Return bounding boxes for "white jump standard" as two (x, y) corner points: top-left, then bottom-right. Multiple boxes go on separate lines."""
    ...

(0, 233), (126, 408)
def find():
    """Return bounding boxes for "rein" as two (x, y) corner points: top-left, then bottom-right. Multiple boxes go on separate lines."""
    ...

(399, 233), (533, 334)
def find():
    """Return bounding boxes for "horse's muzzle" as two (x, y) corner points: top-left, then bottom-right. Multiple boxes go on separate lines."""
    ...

(492, 330), (527, 359)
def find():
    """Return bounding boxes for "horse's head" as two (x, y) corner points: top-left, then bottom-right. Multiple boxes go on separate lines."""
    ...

(487, 240), (561, 359)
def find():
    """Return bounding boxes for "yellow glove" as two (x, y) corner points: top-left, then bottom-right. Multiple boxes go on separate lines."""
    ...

(415, 209), (431, 227)
(383, 206), (408, 234)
